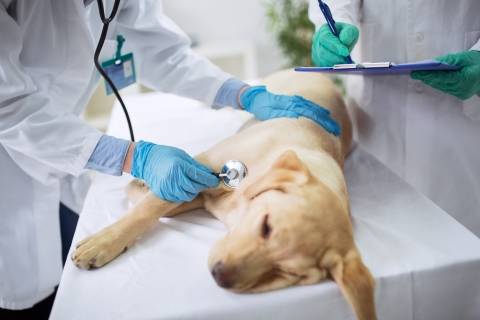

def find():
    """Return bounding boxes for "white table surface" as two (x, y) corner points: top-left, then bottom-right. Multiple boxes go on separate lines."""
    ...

(51, 92), (480, 320)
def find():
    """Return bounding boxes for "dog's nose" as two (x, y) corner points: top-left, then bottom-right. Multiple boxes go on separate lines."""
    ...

(211, 262), (234, 289)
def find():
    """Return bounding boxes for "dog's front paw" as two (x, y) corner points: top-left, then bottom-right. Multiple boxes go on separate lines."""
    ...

(72, 225), (134, 270)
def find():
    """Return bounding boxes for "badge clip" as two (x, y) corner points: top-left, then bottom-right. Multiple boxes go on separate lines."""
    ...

(101, 34), (137, 95)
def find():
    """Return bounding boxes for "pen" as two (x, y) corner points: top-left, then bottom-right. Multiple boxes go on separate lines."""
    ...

(317, 0), (354, 64)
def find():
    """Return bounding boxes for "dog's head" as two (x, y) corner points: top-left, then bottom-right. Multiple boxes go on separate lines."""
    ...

(208, 150), (376, 320)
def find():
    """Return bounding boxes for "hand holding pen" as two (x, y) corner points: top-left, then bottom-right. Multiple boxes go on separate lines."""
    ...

(312, 1), (359, 67)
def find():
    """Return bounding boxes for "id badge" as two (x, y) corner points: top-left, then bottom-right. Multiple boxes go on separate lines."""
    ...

(101, 52), (137, 95)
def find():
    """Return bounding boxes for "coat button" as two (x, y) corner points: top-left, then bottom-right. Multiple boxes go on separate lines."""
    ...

(415, 32), (424, 42)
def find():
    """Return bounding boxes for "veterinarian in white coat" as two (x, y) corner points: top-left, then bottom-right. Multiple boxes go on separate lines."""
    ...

(309, 0), (480, 237)
(0, 0), (340, 315)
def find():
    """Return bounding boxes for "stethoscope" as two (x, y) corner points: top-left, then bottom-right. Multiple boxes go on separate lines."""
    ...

(94, 0), (248, 188)
(216, 160), (249, 189)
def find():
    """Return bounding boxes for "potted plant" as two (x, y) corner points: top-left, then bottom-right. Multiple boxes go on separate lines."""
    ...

(265, 0), (314, 67)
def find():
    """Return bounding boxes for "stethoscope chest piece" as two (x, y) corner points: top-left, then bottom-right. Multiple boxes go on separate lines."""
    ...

(218, 160), (248, 189)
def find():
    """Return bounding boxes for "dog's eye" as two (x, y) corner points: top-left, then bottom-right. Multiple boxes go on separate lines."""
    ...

(261, 214), (272, 239)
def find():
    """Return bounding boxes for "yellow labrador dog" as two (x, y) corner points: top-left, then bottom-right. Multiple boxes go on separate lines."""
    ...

(73, 70), (376, 320)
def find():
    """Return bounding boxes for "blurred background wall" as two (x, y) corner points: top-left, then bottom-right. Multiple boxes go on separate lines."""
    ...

(162, 0), (286, 78)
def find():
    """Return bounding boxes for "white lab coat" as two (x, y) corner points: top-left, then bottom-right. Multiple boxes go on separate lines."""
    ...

(309, 0), (480, 236)
(0, 0), (230, 309)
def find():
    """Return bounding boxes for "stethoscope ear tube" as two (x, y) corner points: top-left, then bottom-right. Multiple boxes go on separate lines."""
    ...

(94, 0), (135, 142)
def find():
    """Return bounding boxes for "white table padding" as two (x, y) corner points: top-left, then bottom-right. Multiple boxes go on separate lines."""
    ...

(51, 92), (480, 320)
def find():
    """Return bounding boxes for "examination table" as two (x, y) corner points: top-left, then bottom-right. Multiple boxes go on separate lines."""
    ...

(51, 91), (480, 320)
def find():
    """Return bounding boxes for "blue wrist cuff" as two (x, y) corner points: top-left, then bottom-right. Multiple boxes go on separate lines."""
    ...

(85, 135), (131, 176)
(213, 78), (249, 109)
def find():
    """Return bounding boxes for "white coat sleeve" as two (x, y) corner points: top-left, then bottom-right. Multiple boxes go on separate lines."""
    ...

(116, 0), (232, 106)
(308, 0), (361, 29)
(0, 8), (103, 182)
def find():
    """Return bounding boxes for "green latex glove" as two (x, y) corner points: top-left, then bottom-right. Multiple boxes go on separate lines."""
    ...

(411, 50), (480, 100)
(311, 22), (359, 67)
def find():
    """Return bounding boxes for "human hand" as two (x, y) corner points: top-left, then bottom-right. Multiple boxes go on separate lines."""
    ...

(311, 22), (359, 67)
(411, 50), (480, 100)
(130, 141), (219, 202)
(240, 86), (340, 136)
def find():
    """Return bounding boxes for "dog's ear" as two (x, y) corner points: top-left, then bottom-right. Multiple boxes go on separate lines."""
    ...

(244, 150), (310, 200)
(327, 252), (377, 320)
(272, 150), (309, 176)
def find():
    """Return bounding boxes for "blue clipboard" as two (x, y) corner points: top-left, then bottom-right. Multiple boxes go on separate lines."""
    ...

(295, 60), (460, 75)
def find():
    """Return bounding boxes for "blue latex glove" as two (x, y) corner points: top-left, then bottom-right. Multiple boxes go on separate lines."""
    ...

(131, 141), (219, 203)
(240, 86), (341, 136)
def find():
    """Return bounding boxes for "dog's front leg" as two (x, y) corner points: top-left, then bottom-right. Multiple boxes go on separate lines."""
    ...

(72, 192), (180, 269)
